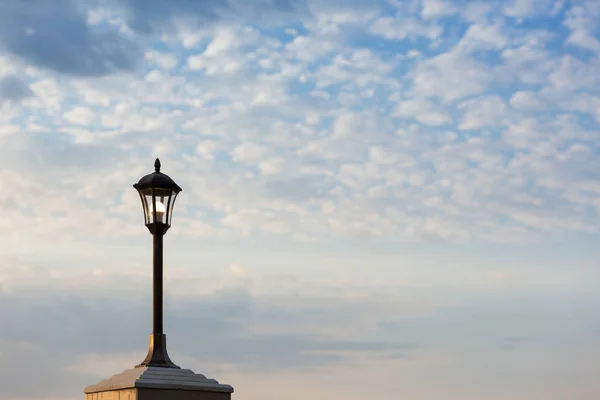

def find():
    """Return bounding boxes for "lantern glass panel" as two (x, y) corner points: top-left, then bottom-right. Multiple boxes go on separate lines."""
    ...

(138, 187), (178, 226)
(167, 192), (178, 226)
(143, 191), (157, 224)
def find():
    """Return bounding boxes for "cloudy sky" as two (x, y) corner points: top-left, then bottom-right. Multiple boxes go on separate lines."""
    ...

(1, 0), (600, 399)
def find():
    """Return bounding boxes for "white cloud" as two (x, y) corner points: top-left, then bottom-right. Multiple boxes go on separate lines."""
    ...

(258, 156), (286, 175)
(29, 78), (63, 110)
(421, 0), (457, 20)
(188, 54), (242, 75)
(196, 140), (220, 160)
(229, 263), (248, 278)
(0, 56), (16, 77)
(460, 2), (495, 22)
(394, 97), (452, 126)
(509, 91), (546, 111)
(187, 26), (269, 76)
(204, 28), (240, 57)
(145, 50), (178, 70)
(497, 31), (556, 86)
(145, 69), (162, 82)
(76, 85), (111, 107)
(504, 0), (555, 18)
(563, 2), (600, 55)
(457, 95), (508, 130)
(370, 16), (442, 41)
(0, 123), (19, 136)
(231, 142), (269, 163)
(456, 22), (509, 52)
(178, 29), (208, 49)
(63, 106), (96, 126)
(369, 146), (400, 165)
(284, 34), (336, 63)
(315, 49), (396, 89)
(409, 47), (491, 103)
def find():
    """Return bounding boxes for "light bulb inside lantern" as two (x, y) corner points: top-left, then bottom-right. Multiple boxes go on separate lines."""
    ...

(148, 200), (166, 222)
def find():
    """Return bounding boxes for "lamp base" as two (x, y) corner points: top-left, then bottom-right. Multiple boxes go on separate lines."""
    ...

(137, 333), (180, 369)
(84, 366), (233, 400)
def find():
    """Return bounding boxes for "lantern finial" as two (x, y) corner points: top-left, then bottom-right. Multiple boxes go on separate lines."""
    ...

(154, 158), (161, 172)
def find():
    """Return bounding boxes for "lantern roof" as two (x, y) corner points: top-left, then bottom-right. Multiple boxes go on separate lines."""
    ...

(133, 159), (182, 193)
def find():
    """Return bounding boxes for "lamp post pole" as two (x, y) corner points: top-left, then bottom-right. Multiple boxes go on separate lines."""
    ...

(153, 232), (164, 336)
(137, 226), (177, 368)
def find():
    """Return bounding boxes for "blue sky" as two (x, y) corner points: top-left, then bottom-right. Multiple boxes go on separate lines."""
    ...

(1, 0), (600, 399)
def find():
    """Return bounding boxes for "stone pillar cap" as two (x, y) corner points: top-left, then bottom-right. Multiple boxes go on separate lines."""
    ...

(84, 366), (234, 394)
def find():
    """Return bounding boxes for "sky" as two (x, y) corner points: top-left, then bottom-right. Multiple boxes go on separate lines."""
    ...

(0, 0), (599, 399)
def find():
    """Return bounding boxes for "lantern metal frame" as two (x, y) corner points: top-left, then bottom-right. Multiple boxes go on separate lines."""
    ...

(133, 158), (182, 235)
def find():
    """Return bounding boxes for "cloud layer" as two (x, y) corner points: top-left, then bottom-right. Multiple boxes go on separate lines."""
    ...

(0, 0), (599, 246)
(1, 258), (599, 400)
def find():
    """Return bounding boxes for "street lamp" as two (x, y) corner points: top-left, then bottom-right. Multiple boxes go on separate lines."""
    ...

(84, 158), (233, 398)
(133, 158), (182, 368)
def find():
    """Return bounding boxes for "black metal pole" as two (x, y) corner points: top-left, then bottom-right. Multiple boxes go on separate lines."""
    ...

(153, 232), (163, 335)
(137, 226), (179, 368)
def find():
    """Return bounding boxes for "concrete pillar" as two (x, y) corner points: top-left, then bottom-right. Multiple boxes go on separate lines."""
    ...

(84, 366), (233, 400)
